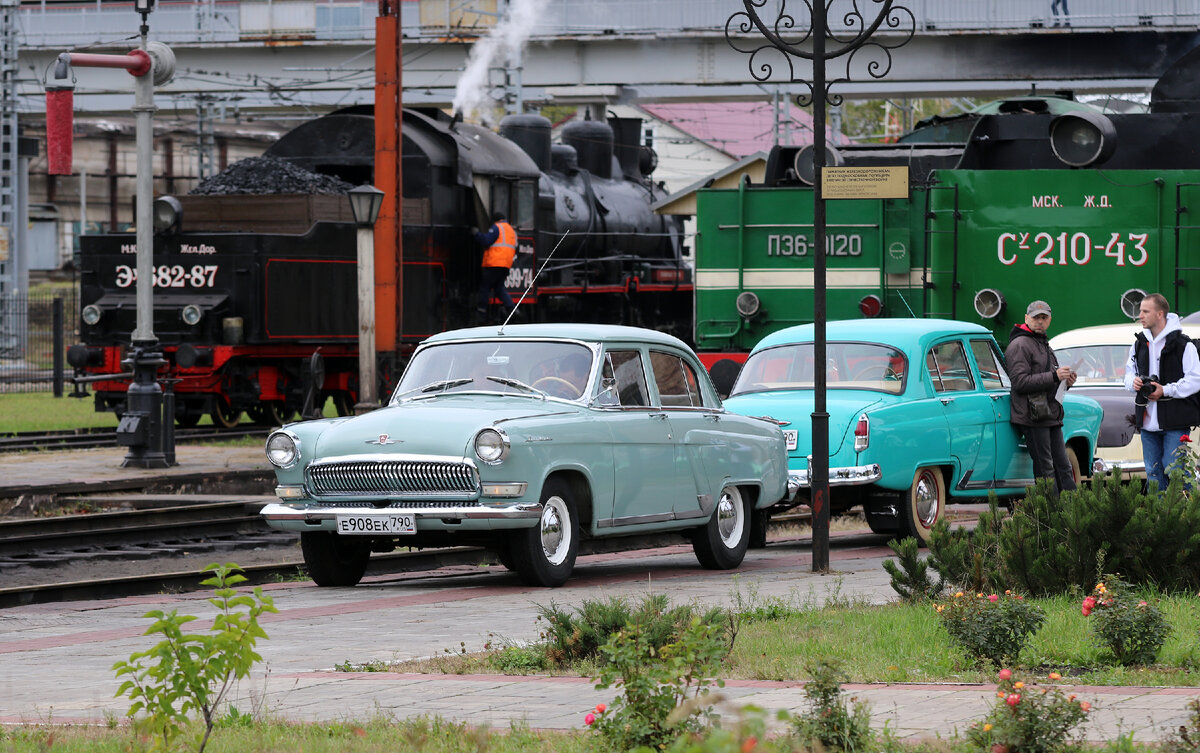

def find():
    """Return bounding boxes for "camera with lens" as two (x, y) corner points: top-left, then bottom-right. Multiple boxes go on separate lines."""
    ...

(1137, 374), (1160, 403)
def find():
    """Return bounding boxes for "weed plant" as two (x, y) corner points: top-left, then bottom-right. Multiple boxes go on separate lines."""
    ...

(790, 658), (874, 752)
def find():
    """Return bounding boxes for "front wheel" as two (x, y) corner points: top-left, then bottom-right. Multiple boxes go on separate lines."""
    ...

(509, 478), (579, 587)
(210, 397), (242, 429)
(903, 467), (945, 546)
(692, 485), (751, 569)
(300, 531), (370, 587)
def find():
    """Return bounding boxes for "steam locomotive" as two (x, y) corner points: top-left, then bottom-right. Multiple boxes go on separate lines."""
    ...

(694, 44), (1200, 387)
(67, 107), (690, 426)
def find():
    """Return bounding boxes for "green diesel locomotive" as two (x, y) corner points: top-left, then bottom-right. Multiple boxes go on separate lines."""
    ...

(694, 45), (1200, 370)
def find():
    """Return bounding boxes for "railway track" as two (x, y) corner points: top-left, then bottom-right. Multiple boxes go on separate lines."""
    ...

(0, 505), (823, 609)
(0, 426), (268, 453)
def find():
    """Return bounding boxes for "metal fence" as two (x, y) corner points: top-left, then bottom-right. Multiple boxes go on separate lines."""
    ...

(0, 290), (77, 394)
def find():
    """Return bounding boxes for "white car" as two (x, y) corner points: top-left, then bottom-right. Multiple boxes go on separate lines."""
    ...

(1049, 321), (1200, 478)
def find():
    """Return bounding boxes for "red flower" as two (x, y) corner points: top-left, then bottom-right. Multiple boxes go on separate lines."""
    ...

(988, 594), (999, 603)
(595, 703), (606, 713)
(1181, 434), (1192, 443)
(998, 668), (1012, 681)
(741, 736), (759, 753)
(1006, 693), (1021, 707)
(584, 713), (595, 725)
(1080, 701), (1092, 712)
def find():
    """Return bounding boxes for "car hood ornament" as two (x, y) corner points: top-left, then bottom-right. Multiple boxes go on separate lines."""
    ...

(366, 434), (402, 445)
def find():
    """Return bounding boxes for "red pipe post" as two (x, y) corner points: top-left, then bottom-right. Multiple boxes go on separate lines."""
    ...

(45, 85), (75, 175)
(66, 50), (152, 77)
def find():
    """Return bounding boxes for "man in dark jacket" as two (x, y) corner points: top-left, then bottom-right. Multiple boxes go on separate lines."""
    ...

(1005, 300), (1078, 492)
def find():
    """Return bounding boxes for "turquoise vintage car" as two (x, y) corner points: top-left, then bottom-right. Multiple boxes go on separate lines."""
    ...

(722, 319), (1103, 543)
(260, 324), (790, 587)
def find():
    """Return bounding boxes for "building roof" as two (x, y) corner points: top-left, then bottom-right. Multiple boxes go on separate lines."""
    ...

(640, 101), (846, 159)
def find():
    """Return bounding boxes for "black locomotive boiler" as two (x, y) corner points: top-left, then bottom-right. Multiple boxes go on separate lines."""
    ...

(67, 107), (691, 426)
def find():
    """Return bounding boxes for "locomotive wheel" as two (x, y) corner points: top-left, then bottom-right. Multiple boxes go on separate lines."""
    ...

(210, 398), (242, 429)
(300, 532), (370, 587)
(250, 401), (294, 427)
(175, 410), (202, 429)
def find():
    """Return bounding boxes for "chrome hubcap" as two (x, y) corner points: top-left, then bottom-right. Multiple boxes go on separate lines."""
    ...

(716, 487), (744, 546)
(914, 471), (940, 528)
(540, 497), (570, 565)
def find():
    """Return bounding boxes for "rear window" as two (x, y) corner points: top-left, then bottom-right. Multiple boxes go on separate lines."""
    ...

(730, 342), (906, 396)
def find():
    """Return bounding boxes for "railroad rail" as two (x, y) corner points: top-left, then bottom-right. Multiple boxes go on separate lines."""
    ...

(0, 426), (268, 453)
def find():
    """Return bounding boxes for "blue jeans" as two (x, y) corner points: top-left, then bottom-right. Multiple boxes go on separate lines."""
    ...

(1140, 428), (1189, 492)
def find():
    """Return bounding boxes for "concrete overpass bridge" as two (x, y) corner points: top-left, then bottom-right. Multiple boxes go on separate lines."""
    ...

(11, 0), (1200, 116)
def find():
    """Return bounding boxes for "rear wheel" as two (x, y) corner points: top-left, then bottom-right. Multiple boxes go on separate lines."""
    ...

(692, 485), (751, 569)
(1066, 445), (1082, 486)
(250, 401), (294, 426)
(903, 467), (945, 546)
(332, 391), (356, 417)
(175, 408), (202, 428)
(509, 478), (579, 587)
(300, 532), (370, 587)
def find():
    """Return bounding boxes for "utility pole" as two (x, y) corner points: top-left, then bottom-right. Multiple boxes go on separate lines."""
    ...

(0, 0), (18, 298)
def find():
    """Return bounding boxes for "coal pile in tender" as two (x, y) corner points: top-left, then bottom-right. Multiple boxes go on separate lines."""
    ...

(190, 156), (354, 196)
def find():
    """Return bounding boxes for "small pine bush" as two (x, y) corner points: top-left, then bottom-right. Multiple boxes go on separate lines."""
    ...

(883, 536), (944, 602)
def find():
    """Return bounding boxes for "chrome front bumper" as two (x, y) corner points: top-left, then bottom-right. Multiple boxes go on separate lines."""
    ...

(788, 462), (882, 490)
(1091, 458), (1146, 476)
(260, 501), (544, 525)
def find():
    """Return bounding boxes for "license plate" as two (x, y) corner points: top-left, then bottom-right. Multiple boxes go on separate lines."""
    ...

(335, 513), (416, 535)
(783, 429), (798, 451)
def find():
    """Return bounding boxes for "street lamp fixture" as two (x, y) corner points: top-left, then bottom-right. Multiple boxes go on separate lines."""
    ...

(348, 184), (385, 227)
(134, 0), (155, 13)
(349, 184), (385, 414)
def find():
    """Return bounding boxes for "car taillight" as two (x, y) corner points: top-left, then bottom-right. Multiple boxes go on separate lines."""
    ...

(854, 413), (869, 452)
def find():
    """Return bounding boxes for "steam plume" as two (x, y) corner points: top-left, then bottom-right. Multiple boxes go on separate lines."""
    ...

(453, 0), (550, 124)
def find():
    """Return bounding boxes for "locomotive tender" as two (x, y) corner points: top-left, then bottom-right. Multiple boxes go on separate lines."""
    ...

(695, 45), (1200, 379)
(68, 107), (689, 426)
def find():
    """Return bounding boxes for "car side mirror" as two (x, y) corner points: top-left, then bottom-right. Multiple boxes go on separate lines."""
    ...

(593, 378), (620, 407)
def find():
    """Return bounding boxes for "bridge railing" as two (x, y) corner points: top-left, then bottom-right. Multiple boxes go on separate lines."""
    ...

(15, 0), (1200, 48)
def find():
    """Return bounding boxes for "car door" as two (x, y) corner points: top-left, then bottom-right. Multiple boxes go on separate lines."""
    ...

(596, 347), (681, 527)
(927, 338), (997, 493)
(971, 338), (1036, 488)
(647, 349), (711, 519)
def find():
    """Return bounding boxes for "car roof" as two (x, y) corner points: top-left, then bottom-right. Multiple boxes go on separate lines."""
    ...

(422, 323), (692, 350)
(1049, 321), (1200, 349)
(752, 318), (992, 352)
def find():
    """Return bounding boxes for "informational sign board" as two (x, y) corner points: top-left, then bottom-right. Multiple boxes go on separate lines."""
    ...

(822, 166), (909, 200)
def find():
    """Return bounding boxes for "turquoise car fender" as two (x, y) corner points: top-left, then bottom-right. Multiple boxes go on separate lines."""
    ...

(855, 402), (958, 491)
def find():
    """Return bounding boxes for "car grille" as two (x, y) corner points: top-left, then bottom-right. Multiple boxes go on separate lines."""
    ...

(306, 459), (480, 498)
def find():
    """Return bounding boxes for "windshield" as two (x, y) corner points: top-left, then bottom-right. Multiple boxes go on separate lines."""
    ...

(1054, 345), (1129, 384)
(392, 340), (595, 402)
(730, 342), (907, 396)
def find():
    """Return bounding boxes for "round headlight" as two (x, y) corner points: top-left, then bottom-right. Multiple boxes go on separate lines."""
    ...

(152, 195), (183, 234)
(181, 303), (203, 326)
(81, 304), (102, 326)
(265, 431), (299, 468)
(474, 428), (509, 465)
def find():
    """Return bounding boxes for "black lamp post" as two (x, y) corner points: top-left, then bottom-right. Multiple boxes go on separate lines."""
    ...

(348, 184), (385, 414)
(726, 0), (913, 571)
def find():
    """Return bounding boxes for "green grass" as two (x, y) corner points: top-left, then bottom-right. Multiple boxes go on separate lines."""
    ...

(728, 594), (1200, 686)
(0, 393), (342, 433)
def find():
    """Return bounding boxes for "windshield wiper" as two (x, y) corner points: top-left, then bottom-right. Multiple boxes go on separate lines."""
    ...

(486, 376), (548, 398)
(394, 377), (473, 401)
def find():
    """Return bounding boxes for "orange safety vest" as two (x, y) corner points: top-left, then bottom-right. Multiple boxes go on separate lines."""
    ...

(481, 221), (517, 268)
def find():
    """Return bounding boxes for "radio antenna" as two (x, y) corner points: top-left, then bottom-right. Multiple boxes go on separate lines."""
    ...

(499, 230), (569, 334)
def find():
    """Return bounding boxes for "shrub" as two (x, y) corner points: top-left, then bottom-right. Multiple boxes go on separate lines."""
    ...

(538, 593), (727, 668)
(789, 658), (874, 753)
(966, 669), (1091, 753)
(112, 563), (277, 753)
(936, 590), (1045, 667)
(1083, 575), (1171, 666)
(590, 615), (728, 751)
(883, 535), (945, 602)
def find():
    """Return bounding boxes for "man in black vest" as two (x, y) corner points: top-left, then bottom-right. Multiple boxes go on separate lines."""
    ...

(1123, 293), (1200, 491)
(1006, 300), (1078, 493)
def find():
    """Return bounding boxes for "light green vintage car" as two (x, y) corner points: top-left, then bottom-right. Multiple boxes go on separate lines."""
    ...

(260, 324), (790, 587)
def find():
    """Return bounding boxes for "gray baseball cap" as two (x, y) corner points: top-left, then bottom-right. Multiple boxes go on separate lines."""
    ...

(1026, 300), (1052, 316)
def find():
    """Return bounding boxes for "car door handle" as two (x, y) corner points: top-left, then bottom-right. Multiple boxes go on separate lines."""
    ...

(990, 394), (1004, 401)
(650, 413), (668, 421)
(704, 413), (721, 422)
(939, 397), (954, 405)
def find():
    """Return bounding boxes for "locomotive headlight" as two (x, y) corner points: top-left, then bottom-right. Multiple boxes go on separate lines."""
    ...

(180, 304), (203, 326)
(736, 291), (761, 319)
(81, 304), (102, 326)
(152, 196), (183, 235)
(265, 430), (300, 469)
(1049, 112), (1116, 168)
(474, 428), (509, 465)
